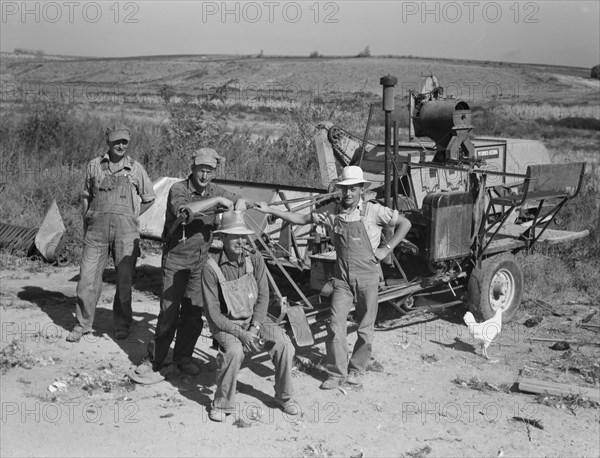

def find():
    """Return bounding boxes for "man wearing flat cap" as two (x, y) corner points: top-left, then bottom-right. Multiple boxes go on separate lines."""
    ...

(134, 147), (248, 378)
(68, 122), (155, 342)
(256, 165), (411, 390)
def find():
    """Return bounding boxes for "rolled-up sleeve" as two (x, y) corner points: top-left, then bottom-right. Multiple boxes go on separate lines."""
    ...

(377, 205), (399, 227)
(82, 162), (94, 199)
(137, 166), (156, 203)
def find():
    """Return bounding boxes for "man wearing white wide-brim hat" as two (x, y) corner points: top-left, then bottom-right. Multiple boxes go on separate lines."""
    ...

(256, 165), (411, 390)
(201, 211), (298, 422)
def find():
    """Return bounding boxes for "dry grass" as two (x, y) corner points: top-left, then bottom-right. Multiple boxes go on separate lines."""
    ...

(535, 392), (600, 413)
(452, 375), (512, 394)
(0, 339), (56, 373)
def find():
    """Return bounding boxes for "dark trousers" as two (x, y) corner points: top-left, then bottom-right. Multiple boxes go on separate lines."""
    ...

(148, 250), (204, 368)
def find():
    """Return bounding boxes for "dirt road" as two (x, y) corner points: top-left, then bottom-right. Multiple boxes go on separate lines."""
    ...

(1, 254), (598, 457)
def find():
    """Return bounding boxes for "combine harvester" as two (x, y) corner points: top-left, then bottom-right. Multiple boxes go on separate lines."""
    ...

(141, 75), (588, 347)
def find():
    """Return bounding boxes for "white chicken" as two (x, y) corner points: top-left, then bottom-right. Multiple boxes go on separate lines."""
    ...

(463, 308), (503, 360)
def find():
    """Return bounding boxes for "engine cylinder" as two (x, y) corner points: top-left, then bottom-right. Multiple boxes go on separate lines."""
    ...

(413, 100), (471, 149)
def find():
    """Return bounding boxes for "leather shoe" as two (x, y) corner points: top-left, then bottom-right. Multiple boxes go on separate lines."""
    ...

(115, 328), (129, 340)
(66, 328), (91, 343)
(320, 377), (342, 390)
(277, 399), (299, 415)
(345, 371), (361, 385)
(209, 409), (228, 422)
(177, 361), (200, 376)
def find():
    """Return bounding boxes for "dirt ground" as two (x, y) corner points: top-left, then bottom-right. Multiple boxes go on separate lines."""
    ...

(1, 252), (599, 458)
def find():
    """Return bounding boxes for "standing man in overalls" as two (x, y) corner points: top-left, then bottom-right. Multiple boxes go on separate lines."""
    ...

(68, 123), (155, 342)
(202, 211), (298, 422)
(255, 165), (411, 389)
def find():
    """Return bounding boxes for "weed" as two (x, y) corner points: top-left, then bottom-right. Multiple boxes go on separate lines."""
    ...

(452, 375), (508, 393)
(403, 445), (432, 458)
(0, 340), (38, 373)
(302, 440), (334, 458)
(535, 392), (600, 413)
(420, 353), (439, 363)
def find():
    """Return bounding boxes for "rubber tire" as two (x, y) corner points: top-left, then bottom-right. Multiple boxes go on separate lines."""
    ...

(467, 253), (523, 323)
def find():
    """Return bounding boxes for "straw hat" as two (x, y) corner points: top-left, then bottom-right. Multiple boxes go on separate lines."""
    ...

(214, 211), (255, 235)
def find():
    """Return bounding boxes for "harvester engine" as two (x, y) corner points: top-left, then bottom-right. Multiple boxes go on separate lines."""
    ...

(410, 77), (475, 162)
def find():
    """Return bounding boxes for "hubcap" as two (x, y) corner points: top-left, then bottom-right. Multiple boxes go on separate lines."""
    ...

(489, 268), (515, 311)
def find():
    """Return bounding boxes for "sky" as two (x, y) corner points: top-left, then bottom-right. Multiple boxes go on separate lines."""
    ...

(1, 0), (599, 68)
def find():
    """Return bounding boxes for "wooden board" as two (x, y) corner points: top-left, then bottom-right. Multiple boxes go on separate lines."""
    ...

(518, 378), (600, 402)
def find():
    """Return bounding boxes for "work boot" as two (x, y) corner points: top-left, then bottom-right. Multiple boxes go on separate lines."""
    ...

(320, 377), (342, 390)
(276, 399), (300, 415)
(209, 409), (229, 422)
(345, 371), (361, 386)
(66, 327), (91, 343)
(177, 360), (200, 376)
(114, 324), (130, 340)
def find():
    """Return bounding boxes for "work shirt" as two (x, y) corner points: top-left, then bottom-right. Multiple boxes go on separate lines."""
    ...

(202, 250), (269, 340)
(312, 198), (399, 251)
(82, 153), (155, 218)
(163, 177), (239, 251)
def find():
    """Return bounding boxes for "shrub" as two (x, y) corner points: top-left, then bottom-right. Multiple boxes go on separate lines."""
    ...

(356, 46), (371, 58)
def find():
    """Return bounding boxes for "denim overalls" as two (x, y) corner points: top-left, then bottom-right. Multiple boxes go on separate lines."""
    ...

(75, 162), (140, 334)
(326, 205), (381, 379)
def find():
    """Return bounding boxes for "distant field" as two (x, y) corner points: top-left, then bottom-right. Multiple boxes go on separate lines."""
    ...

(2, 53), (598, 109)
(0, 52), (598, 269)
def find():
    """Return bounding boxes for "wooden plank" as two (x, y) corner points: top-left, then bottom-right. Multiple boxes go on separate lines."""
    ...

(537, 228), (589, 245)
(518, 378), (600, 403)
(527, 337), (579, 343)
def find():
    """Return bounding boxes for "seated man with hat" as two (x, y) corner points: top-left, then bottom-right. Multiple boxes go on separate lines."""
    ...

(256, 165), (411, 390)
(134, 148), (247, 380)
(201, 211), (298, 422)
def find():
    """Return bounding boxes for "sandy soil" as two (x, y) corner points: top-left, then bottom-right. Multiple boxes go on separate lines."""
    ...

(1, 253), (599, 458)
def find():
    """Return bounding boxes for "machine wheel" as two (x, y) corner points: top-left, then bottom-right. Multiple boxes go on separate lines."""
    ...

(467, 253), (523, 323)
